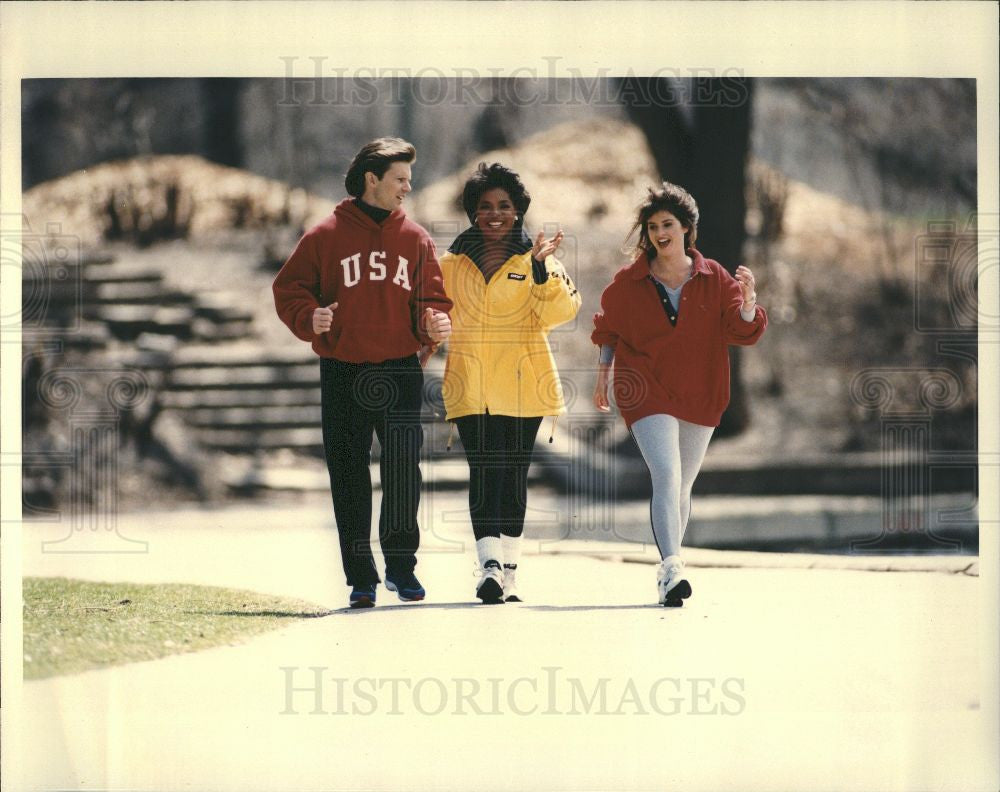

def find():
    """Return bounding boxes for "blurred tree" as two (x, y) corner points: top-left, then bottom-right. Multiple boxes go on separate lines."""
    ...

(473, 77), (521, 153)
(200, 79), (247, 168)
(619, 76), (755, 436)
(784, 78), (975, 212)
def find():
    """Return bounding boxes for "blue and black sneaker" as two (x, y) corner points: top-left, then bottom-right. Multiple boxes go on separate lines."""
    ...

(349, 584), (376, 609)
(384, 570), (426, 602)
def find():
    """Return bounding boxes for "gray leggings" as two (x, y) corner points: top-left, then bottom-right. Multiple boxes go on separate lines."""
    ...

(629, 414), (715, 559)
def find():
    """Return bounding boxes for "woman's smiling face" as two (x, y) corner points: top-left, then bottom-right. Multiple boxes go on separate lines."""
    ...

(645, 210), (688, 257)
(475, 188), (517, 241)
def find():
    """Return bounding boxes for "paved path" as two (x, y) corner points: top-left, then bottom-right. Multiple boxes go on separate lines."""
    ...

(11, 499), (997, 792)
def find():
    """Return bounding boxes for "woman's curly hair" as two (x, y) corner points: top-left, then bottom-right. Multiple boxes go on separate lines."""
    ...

(626, 181), (699, 259)
(460, 162), (532, 227)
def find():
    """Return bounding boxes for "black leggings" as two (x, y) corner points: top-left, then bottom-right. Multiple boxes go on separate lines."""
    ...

(454, 413), (543, 541)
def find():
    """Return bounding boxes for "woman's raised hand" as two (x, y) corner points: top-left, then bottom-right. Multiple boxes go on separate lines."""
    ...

(734, 266), (757, 308)
(532, 230), (564, 261)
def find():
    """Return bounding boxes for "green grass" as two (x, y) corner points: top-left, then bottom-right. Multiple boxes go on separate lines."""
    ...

(23, 577), (330, 680)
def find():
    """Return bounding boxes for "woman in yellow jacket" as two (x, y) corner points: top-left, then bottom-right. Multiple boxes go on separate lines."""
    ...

(439, 162), (581, 604)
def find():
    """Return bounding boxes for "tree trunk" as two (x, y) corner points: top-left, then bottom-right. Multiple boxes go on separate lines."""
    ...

(200, 79), (246, 168)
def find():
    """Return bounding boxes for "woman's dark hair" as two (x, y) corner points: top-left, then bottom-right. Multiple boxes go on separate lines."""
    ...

(460, 162), (531, 226)
(344, 137), (416, 198)
(626, 181), (700, 258)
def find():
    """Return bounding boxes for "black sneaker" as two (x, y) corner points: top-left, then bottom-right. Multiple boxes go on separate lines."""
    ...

(384, 571), (426, 602)
(349, 584), (376, 609)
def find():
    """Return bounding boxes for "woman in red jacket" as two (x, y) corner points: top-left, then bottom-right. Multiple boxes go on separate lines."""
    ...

(591, 182), (766, 606)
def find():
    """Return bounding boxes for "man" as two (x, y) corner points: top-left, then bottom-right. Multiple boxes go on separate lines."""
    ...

(273, 137), (452, 608)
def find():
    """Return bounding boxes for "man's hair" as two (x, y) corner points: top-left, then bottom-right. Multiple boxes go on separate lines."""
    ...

(344, 137), (416, 198)
(460, 162), (532, 226)
(626, 181), (700, 258)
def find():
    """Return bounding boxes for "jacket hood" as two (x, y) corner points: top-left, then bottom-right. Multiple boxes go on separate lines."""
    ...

(333, 197), (406, 232)
(448, 225), (533, 262)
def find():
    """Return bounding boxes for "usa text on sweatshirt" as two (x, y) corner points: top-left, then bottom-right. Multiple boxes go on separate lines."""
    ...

(273, 199), (452, 363)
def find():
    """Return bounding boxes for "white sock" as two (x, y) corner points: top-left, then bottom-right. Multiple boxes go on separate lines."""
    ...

(476, 536), (503, 569)
(501, 534), (521, 568)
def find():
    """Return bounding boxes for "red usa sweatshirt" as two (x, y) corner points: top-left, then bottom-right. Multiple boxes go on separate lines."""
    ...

(591, 249), (767, 428)
(273, 199), (452, 363)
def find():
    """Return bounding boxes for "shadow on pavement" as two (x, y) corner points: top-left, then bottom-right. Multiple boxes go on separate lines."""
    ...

(212, 610), (334, 618)
(522, 604), (666, 612)
(326, 602), (665, 614)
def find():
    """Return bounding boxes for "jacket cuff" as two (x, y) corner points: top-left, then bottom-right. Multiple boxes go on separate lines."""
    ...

(295, 307), (316, 341)
(531, 256), (548, 284)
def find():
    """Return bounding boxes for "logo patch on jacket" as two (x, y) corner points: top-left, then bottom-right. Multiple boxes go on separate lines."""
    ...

(507, 272), (527, 281)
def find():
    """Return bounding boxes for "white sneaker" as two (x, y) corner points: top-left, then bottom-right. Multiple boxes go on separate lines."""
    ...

(476, 560), (504, 604)
(657, 555), (692, 607)
(503, 564), (521, 602)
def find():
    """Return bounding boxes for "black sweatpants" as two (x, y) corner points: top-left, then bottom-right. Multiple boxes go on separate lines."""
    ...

(454, 413), (543, 541)
(320, 355), (424, 587)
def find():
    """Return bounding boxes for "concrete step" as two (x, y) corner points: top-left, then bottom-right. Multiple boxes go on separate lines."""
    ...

(198, 427), (324, 454)
(220, 458), (538, 494)
(97, 305), (197, 341)
(192, 292), (255, 318)
(83, 265), (164, 285)
(190, 318), (255, 343)
(192, 303), (255, 324)
(534, 446), (979, 497)
(57, 322), (112, 350)
(23, 263), (150, 307)
(167, 364), (317, 390)
(161, 388), (320, 409)
(193, 420), (448, 453)
(77, 250), (117, 266)
(93, 281), (193, 305)
(23, 280), (97, 309)
(550, 493), (978, 555)
(184, 405), (321, 429)
(196, 437), (504, 473)
(169, 351), (317, 368)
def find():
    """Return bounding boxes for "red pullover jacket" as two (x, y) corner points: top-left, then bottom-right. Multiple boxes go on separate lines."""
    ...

(273, 199), (452, 363)
(591, 249), (767, 428)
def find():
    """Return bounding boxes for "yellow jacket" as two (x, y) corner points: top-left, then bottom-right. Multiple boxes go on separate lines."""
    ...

(440, 232), (582, 420)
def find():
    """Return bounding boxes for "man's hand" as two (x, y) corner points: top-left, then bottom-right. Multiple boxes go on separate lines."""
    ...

(312, 302), (338, 334)
(423, 307), (451, 343)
